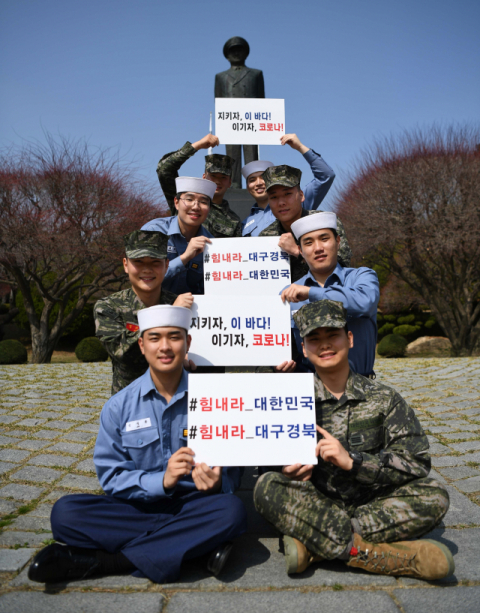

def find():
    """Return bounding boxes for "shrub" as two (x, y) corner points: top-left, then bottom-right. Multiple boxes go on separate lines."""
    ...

(378, 323), (395, 337)
(0, 339), (28, 364)
(384, 315), (397, 323)
(393, 324), (421, 340)
(425, 318), (437, 329)
(75, 337), (108, 363)
(397, 314), (415, 325)
(376, 313), (384, 325)
(377, 334), (408, 358)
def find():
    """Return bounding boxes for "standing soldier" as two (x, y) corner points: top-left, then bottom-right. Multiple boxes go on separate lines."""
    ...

(242, 134), (336, 237)
(94, 230), (192, 395)
(156, 134), (242, 239)
(258, 165), (352, 282)
(254, 299), (453, 580)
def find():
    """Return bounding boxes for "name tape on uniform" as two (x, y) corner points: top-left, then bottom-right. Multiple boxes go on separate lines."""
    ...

(188, 373), (316, 466)
(203, 237), (291, 296)
(215, 98), (285, 145)
(188, 295), (291, 366)
(125, 418), (152, 432)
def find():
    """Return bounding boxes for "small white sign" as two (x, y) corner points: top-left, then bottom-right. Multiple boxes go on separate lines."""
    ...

(188, 295), (291, 366)
(215, 98), (285, 145)
(125, 418), (152, 432)
(188, 373), (317, 466)
(203, 237), (291, 296)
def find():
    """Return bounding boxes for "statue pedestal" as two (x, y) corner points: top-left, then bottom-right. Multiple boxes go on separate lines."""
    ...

(225, 188), (255, 222)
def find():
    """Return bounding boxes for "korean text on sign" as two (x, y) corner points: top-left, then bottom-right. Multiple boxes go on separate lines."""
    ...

(203, 237), (291, 296)
(215, 98), (285, 145)
(187, 295), (291, 366)
(188, 373), (317, 466)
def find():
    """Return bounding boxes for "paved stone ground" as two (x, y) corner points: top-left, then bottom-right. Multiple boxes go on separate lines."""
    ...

(0, 358), (479, 612)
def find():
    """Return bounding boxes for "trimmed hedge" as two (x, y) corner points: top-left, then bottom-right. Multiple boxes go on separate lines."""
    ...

(378, 323), (395, 337)
(397, 314), (415, 325)
(75, 337), (108, 363)
(393, 324), (421, 340)
(377, 334), (408, 358)
(0, 339), (28, 364)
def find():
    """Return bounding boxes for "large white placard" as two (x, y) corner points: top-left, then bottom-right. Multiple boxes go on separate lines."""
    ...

(188, 295), (291, 366)
(203, 237), (291, 296)
(215, 98), (285, 145)
(188, 373), (317, 466)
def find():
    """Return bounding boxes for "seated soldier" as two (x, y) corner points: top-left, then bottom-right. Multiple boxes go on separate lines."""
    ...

(283, 211), (379, 378)
(258, 165), (352, 282)
(94, 230), (192, 395)
(254, 300), (453, 580)
(156, 134), (242, 238)
(242, 133), (336, 237)
(142, 177), (216, 295)
(28, 305), (247, 585)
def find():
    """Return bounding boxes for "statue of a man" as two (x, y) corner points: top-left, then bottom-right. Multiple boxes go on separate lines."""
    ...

(215, 37), (265, 188)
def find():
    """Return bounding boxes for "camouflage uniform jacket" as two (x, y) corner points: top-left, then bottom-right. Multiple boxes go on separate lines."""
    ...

(94, 287), (177, 395)
(156, 142), (242, 239)
(312, 371), (430, 506)
(259, 209), (352, 282)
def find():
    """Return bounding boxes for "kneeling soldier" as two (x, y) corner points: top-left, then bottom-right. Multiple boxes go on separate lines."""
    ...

(94, 229), (192, 395)
(29, 305), (247, 584)
(253, 300), (453, 580)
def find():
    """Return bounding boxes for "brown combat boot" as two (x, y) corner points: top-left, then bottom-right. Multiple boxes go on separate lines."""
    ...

(283, 535), (323, 574)
(346, 533), (455, 580)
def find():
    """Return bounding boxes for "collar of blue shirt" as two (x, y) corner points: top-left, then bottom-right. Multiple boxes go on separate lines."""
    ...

(304, 262), (345, 287)
(168, 216), (212, 239)
(140, 367), (189, 403)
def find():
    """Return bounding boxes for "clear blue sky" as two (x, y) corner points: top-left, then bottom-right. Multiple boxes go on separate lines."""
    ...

(1, 0), (478, 210)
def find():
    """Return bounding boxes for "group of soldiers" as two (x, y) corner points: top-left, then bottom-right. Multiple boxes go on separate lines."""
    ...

(28, 134), (454, 585)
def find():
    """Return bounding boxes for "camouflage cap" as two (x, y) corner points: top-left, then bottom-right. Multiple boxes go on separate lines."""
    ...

(293, 300), (347, 338)
(124, 230), (168, 260)
(262, 165), (302, 191)
(205, 154), (235, 176)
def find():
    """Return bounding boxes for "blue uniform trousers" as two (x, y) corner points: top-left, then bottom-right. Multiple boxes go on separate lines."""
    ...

(51, 490), (247, 583)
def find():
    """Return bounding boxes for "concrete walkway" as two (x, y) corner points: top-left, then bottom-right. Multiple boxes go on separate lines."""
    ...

(0, 358), (479, 612)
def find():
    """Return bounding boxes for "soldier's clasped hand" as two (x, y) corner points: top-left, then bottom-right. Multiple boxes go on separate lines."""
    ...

(163, 447), (195, 489)
(281, 284), (311, 304)
(192, 134), (220, 151)
(174, 293), (194, 309)
(278, 233), (300, 257)
(282, 463), (314, 482)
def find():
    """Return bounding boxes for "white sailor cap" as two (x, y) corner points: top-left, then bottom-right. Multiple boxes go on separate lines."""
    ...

(138, 305), (192, 334)
(291, 212), (338, 240)
(241, 160), (274, 179)
(175, 177), (216, 200)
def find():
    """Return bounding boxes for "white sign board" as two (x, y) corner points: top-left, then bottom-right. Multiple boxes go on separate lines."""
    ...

(188, 373), (317, 466)
(215, 98), (285, 145)
(188, 295), (291, 366)
(203, 237), (291, 296)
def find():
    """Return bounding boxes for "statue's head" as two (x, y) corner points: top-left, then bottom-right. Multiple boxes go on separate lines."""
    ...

(223, 37), (250, 65)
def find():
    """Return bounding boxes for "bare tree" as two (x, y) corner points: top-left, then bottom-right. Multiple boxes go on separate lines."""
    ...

(0, 135), (161, 363)
(335, 125), (480, 356)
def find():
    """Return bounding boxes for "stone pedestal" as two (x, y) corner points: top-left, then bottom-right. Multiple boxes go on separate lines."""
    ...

(225, 188), (256, 222)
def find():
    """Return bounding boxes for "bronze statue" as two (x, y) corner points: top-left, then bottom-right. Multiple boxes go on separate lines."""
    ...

(215, 37), (265, 188)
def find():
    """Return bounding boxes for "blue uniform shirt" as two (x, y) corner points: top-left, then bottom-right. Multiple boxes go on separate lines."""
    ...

(289, 265), (379, 376)
(94, 368), (242, 502)
(242, 149), (336, 237)
(141, 216), (213, 295)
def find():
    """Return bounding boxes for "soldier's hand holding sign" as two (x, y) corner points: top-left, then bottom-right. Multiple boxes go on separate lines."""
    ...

(181, 236), (212, 264)
(192, 464), (222, 493)
(281, 284), (310, 304)
(164, 447), (196, 489)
